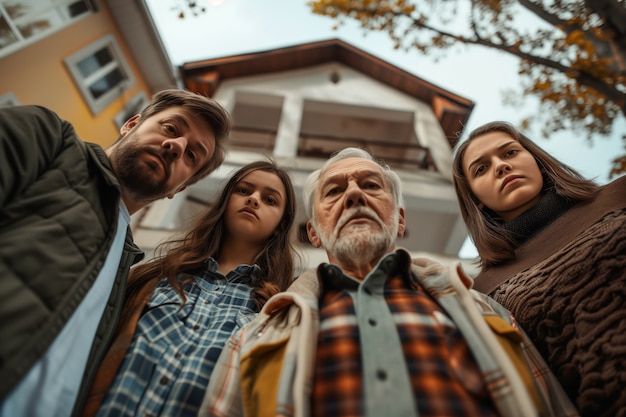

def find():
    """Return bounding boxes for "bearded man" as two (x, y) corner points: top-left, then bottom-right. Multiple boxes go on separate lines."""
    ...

(200, 148), (578, 417)
(0, 89), (231, 417)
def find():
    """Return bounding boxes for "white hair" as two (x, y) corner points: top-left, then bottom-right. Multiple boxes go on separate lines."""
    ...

(302, 147), (404, 220)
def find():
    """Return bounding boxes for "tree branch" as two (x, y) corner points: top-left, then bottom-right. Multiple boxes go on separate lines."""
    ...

(402, 10), (626, 109)
(517, 0), (581, 32)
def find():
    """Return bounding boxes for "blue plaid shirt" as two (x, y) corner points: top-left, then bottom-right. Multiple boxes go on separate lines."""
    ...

(96, 258), (258, 417)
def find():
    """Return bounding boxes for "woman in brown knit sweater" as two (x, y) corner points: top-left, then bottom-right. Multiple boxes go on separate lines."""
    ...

(452, 121), (626, 417)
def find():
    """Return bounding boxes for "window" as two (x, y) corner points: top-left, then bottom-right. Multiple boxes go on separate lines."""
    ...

(229, 91), (284, 153)
(114, 91), (147, 129)
(0, 0), (94, 58)
(65, 34), (135, 115)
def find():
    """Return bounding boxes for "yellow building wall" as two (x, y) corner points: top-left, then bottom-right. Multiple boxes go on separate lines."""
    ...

(0, 4), (150, 148)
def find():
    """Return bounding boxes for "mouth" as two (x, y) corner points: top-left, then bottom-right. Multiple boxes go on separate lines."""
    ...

(339, 213), (379, 231)
(239, 207), (258, 219)
(143, 151), (167, 176)
(346, 216), (374, 225)
(501, 175), (522, 191)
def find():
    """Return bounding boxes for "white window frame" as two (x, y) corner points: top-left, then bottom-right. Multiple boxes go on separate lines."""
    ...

(0, 0), (95, 59)
(64, 34), (135, 115)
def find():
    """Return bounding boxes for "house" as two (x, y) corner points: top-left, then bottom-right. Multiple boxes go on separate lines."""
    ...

(135, 39), (476, 271)
(0, 1), (476, 271)
(0, 0), (177, 147)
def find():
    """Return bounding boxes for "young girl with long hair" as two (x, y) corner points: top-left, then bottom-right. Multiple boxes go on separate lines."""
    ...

(80, 160), (299, 417)
(452, 121), (626, 417)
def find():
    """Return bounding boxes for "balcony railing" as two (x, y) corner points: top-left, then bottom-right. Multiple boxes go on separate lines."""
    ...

(228, 126), (437, 172)
(298, 133), (436, 172)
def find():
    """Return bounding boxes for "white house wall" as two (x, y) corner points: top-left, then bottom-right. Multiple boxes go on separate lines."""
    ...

(212, 62), (450, 169)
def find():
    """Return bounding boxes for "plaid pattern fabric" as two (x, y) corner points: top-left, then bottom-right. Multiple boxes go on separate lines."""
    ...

(516, 324), (580, 416)
(96, 259), (258, 417)
(200, 252), (578, 417)
(312, 253), (499, 417)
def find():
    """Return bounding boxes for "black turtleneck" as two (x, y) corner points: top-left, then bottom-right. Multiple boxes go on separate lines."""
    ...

(502, 188), (575, 246)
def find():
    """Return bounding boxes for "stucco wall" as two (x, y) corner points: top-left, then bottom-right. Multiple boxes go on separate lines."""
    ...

(0, 3), (150, 147)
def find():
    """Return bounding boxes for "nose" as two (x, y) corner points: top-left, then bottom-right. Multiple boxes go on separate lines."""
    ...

(343, 181), (366, 209)
(494, 159), (512, 177)
(162, 137), (188, 160)
(246, 192), (260, 208)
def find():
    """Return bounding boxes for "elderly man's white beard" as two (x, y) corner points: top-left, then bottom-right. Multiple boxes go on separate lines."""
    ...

(313, 207), (399, 268)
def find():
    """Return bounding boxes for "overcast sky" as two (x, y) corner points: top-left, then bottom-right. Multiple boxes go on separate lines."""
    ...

(146, 0), (625, 257)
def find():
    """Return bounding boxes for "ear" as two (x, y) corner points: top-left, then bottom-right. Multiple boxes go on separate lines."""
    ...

(397, 207), (406, 238)
(306, 221), (322, 248)
(120, 114), (141, 135)
(167, 186), (187, 199)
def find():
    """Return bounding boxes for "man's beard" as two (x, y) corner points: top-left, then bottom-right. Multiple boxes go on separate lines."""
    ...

(110, 138), (172, 203)
(314, 207), (399, 268)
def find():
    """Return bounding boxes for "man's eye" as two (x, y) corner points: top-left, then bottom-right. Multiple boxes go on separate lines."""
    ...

(505, 149), (518, 157)
(364, 182), (380, 189)
(326, 187), (341, 196)
(186, 150), (196, 161)
(164, 124), (177, 135)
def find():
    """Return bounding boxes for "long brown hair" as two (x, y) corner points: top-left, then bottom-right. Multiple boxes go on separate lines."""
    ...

(452, 121), (598, 269)
(125, 160), (298, 311)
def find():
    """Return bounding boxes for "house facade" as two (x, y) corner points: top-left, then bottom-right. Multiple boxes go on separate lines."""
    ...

(134, 39), (476, 271)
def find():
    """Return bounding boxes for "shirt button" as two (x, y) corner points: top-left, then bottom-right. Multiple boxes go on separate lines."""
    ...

(376, 369), (387, 381)
(175, 351), (182, 359)
(159, 376), (169, 385)
(193, 324), (200, 330)
(368, 318), (377, 326)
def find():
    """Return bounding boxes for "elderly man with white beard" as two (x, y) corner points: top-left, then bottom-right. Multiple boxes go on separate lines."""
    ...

(200, 148), (578, 417)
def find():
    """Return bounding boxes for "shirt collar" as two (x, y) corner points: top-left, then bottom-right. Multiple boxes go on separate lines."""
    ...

(317, 249), (413, 297)
(204, 257), (260, 285)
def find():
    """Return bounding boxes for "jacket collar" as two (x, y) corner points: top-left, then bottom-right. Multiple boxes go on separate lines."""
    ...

(84, 142), (122, 194)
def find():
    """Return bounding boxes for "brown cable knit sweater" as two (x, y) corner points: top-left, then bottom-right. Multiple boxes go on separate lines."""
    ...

(473, 175), (626, 417)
